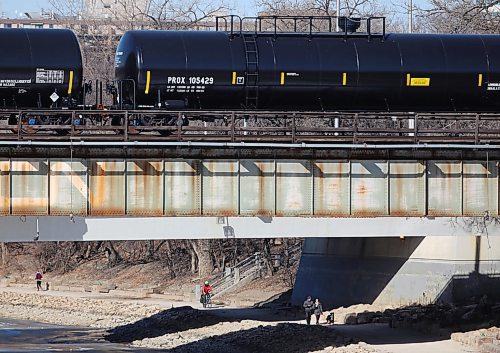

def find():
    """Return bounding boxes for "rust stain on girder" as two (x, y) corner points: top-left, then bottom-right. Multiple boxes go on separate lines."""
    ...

(463, 161), (496, 216)
(255, 161), (273, 216)
(313, 161), (350, 216)
(90, 160), (125, 216)
(165, 160), (201, 216)
(0, 161), (9, 214)
(49, 160), (88, 216)
(389, 161), (425, 216)
(351, 161), (388, 217)
(428, 161), (462, 217)
(11, 160), (48, 215)
(127, 160), (163, 216)
(202, 160), (238, 216)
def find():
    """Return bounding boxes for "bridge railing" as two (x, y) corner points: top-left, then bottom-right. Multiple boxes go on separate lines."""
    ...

(0, 110), (500, 145)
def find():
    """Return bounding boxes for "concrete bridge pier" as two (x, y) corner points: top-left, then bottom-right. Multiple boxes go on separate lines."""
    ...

(291, 236), (500, 309)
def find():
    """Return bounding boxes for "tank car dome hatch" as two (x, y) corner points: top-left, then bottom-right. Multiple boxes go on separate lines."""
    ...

(338, 17), (361, 33)
(0, 28), (83, 109)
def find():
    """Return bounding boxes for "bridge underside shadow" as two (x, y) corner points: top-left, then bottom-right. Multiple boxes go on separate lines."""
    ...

(291, 236), (500, 309)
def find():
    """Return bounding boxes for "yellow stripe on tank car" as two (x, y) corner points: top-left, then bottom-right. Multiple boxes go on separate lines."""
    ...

(280, 72), (285, 85)
(67, 70), (74, 94)
(342, 72), (347, 86)
(232, 71), (237, 85)
(478, 73), (483, 87)
(145, 70), (151, 94)
(406, 73), (411, 86)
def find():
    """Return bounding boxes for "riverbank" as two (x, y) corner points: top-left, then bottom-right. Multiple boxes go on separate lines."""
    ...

(0, 286), (480, 353)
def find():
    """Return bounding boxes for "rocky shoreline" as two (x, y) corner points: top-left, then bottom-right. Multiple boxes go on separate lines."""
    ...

(0, 288), (374, 353)
(0, 290), (162, 328)
(1, 287), (497, 353)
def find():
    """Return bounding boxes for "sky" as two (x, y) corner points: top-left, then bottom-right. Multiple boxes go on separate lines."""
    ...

(0, 0), (50, 17)
(0, 0), (428, 18)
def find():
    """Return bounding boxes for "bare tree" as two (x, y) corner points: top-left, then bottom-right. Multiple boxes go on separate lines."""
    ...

(254, 0), (405, 33)
(47, 0), (229, 94)
(0, 243), (8, 267)
(102, 241), (122, 266)
(417, 0), (500, 34)
(144, 0), (229, 30)
(256, 0), (379, 17)
(190, 239), (214, 277)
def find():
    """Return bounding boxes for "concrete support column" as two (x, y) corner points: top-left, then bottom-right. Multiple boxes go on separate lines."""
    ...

(291, 236), (500, 309)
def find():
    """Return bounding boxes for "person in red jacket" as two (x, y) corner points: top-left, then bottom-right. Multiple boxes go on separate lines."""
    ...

(201, 281), (212, 308)
(35, 270), (43, 291)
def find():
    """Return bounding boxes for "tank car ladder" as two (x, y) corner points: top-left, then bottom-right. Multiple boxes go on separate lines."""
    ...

(243, 33), (259, 109)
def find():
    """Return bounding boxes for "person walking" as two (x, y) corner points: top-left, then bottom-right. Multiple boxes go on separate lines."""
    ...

(314, 298), (323, 325)
(35, 270), (43, 291)
(303, 296), (314, 325)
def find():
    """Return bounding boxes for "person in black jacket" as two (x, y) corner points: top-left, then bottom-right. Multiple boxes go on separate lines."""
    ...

(303, 296), (314, 325)
(314, 298), (323, 325)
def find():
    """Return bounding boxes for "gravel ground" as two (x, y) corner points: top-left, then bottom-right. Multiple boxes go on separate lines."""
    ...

(0, 288), (376, 352)
(0, 290), (162, 328)
(0, 287), (481, 353)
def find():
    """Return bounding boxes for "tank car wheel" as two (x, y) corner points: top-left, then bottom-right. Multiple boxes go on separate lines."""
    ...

(111, 116), (123, 126)
(8, 114), (18, 134)
(110, 116), (124, 135)
(55, 116), (72, 135)
(129, 115), (153, 135)
(158, 115), (188, 136)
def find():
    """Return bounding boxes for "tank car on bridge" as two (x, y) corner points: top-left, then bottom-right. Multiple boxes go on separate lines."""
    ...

(115, 15), (500, 112)
(0, 28), (83, 126)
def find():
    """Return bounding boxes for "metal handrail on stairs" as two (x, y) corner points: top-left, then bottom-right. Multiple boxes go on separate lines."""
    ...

(209, 243), (303, 298)
(211, 252), (264, 298)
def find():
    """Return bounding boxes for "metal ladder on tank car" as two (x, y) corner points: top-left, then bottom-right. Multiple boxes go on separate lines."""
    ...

(243, 33), (259, 109)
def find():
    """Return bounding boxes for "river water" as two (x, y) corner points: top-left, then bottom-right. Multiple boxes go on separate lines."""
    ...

(0, 318), (157, 353)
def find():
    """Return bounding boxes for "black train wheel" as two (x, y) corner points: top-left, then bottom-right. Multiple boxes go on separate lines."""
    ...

(8, 114), (18, 134)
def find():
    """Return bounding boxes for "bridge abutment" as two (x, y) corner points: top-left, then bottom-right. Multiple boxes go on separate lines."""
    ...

(291, 236), (500, 309)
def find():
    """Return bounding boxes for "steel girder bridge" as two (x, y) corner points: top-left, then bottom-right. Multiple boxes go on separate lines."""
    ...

(0, 110), (499, 241)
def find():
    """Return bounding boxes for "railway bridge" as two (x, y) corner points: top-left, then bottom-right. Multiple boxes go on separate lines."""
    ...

(0, 110), (499, 307)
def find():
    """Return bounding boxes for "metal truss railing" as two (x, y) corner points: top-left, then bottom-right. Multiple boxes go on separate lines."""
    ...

(215, 15), (386, 41)
(0, 110), (500, 145)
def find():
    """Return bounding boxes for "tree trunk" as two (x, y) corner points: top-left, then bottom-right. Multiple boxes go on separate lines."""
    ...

(161, 241), (175, 279)
(146, 240), (155, 260)
(184, 240), (198, 274)
(191, 240), (213, 277)
(0, 243), (8, 267)
(84, 243), (93, 259)
(103, 241), (121, 266)
(263, 239), (274, 275)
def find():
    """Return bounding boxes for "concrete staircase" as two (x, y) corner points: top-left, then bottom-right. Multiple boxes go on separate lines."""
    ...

(211, 253), (264, 298)
(210, 243), (303, 299)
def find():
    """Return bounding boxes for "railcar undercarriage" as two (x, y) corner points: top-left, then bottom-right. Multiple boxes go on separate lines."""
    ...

(0, 110), (499, 144)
